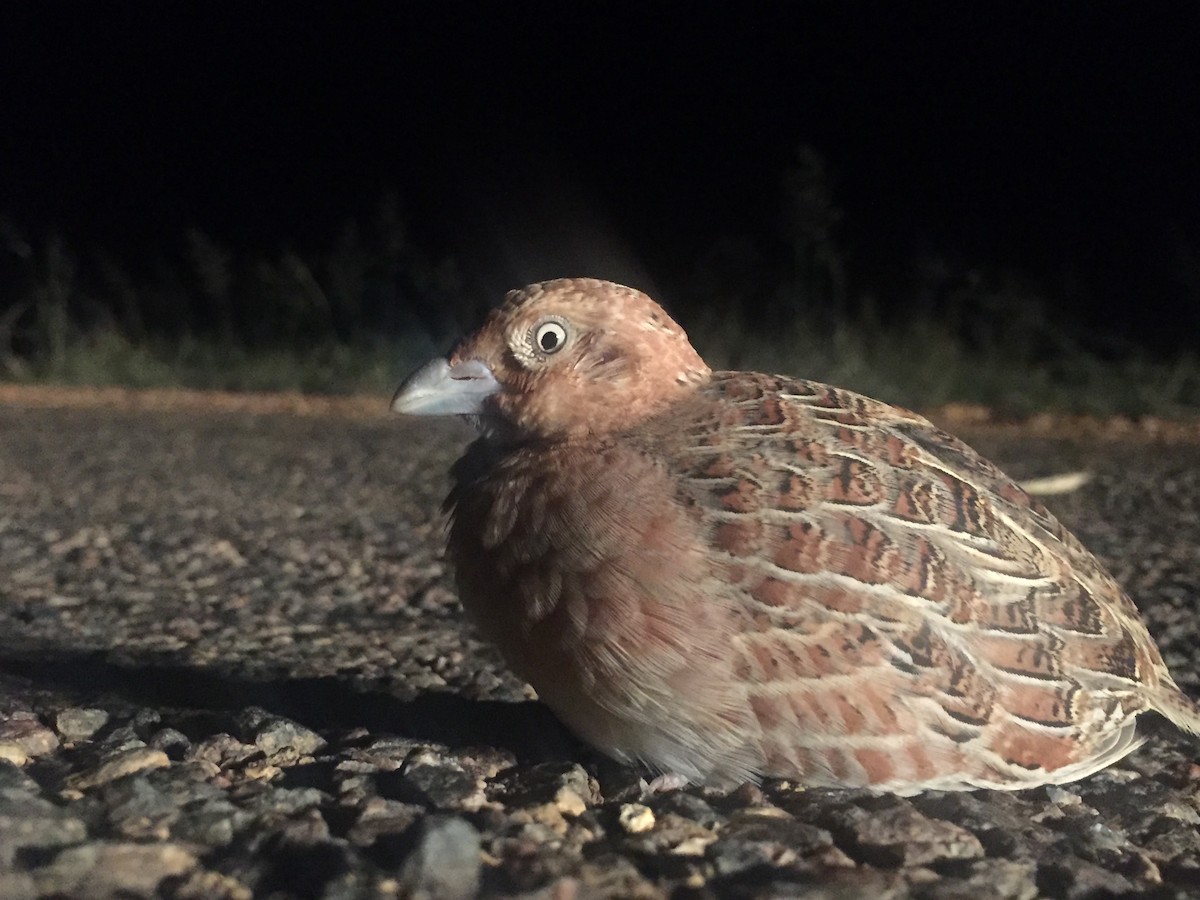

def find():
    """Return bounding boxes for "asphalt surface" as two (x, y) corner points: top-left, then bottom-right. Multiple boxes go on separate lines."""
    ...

(1, 390), (1199, 899)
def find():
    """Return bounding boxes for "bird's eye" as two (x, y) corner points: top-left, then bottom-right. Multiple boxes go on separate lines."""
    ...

(533, 321), (568, 355)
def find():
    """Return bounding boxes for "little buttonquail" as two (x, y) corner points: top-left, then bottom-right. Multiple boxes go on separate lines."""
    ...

(392, 277), (1200, 794)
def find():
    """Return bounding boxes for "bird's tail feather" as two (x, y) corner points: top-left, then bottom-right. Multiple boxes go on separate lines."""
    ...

(1152, 681), (1200, 736)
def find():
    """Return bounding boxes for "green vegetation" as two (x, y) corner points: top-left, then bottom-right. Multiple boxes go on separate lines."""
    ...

(3, 154), (1199, 417)
(0, 199), (468, 395)
(685, 304), (1200, 419)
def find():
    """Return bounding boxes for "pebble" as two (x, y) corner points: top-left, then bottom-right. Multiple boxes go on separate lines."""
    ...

(30, 841), (198, 898)
(0, 713), (60, 757)
(148, 726), (192, 759)
(389, 756), (487, 811)
(624, 811), (717, 857)
(490, 762), (600, 810)
(187, 733), (259, 768)
(0, 873), (36, 900)
(347, 797), (426, 847)
(823, 800), (986, 866)
(708, 814), (839, 877)
(917, 860), (1040, 900)
(237, 707), (326, 759)
(398, 814), (482, 900)
(66, 747), (171, 791)
(54, 707), (110, 742)
(171, 870), (255, 900)
(1046, 785), (1083, 806)
(0, 742), (29, 766)
(521, 802), (570, 835)
(652, 791), (724, 829)
(618, 803), (656, 834)
(1, 403), (1198, 899)
(102, 774), (182, 839)
(0, 794), (89, 868)
(554, 786), (587, 817)
(171, 798), (253, 848)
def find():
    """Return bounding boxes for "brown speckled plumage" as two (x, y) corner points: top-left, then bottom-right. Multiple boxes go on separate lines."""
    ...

(393, 277), (1200, 793)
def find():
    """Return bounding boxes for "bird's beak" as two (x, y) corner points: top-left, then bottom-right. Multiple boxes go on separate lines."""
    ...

(391, 358), (500, 416)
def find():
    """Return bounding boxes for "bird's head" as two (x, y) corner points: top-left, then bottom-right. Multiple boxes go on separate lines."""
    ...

(392, 278), (711, 440)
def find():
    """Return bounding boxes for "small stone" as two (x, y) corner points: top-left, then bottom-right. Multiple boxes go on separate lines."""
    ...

(593, 761), (647, 802)
(347, 798), (425, 847)
(236, 707), (326, 759)
(66, 746), (170, 791)
(0, 873), (36, 900)
(624, 812), (717, 857)
(0, 795), (89, 868)
(618, 803), (656, 834)
(672, 834), (716, 857)
(171, 869), (254, 900)
(275, 808), (332, 845)
(730, 781), (766, 806)
(0, 713), (60, 757)
(708, 815), (835, 877)
(239, 785), (328, 818)
(523, 802), (569, 835)
(399, 815), (482, 900)
(826, 800), (985, 866)
(1078, 820), (1131, 856)
(148, 727), (191, 759)
(916, 859), (1041, 900)
(241, 760), (283, 782)
(0, 742), (29, 766)
(652, 791), (724, 829)
(361, 736), (425, 762)
(171, 798), (252, 847)
(31, 841), (197, 898)
(1045, 786), (1082, 806)
(644, 772), (690, 792)
(99, 724), (148, 755)
(557, 858), (659, 899)
(55, 707), (110, 742)
(186, 733), (259, 768)
(489, 761), (600, 809)
(554, 786), (587, 817)
(1158, 801), (1200, 824)
(1038, 859), (1134, 900)
(0, 761), (41, 795)
(183, 759), (222, 781)
(378, 755), (487, 811)
(102, 774), (180, 840)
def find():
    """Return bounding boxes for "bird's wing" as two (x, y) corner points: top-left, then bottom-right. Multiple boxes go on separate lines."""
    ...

(650, 371), (1164, 790)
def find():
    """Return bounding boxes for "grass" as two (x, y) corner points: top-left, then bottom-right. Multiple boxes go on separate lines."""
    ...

(684, 307), (1200, 419)
(3, 172), (1199, 418)
(5, 329), (429, 396)
(0, 201), (460, 397)
(5, 292), (1200, 419)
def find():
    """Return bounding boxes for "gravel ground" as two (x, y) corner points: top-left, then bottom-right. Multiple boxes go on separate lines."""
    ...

(1, 389), (1199, 899)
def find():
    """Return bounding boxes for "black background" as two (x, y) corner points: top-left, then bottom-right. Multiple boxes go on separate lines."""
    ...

(2, 1), (1198, 349)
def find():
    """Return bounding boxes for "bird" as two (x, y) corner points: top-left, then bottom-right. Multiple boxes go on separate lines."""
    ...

(391, 277), (1200, 794)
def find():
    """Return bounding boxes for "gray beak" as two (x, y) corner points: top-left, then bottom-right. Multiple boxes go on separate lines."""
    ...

(390, 358), (501, 416)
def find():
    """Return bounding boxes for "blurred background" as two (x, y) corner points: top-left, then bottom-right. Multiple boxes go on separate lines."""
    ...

(1, 1), (1198, 414)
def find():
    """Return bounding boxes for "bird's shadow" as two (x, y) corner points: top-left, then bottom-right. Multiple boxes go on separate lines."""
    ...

(0, 650), (584, 766)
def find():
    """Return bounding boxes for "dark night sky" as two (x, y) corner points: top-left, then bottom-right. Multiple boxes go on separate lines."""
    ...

(2, 2), (1199, 346)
